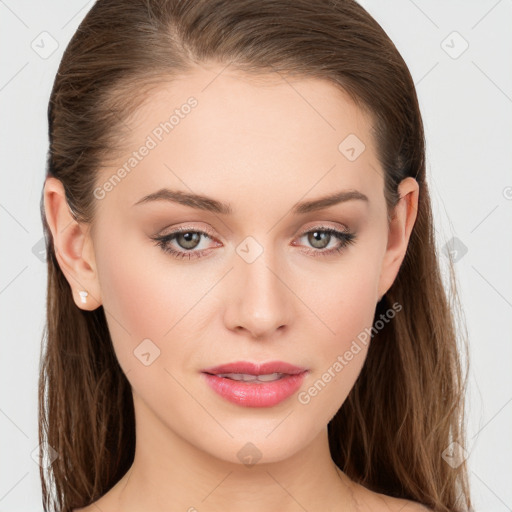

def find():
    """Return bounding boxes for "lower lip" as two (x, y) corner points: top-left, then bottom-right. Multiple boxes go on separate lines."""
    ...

(201, 372), (307, 408)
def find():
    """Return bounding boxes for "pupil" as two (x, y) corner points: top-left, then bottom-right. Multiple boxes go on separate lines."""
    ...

(179, 232), (200, 249)
(309, 231), (330, 249)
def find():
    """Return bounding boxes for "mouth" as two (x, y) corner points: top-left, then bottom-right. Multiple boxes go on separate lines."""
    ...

(210, 372), (288, 383)
(201, 361), (309, 408)
(202, 360), (307, 376)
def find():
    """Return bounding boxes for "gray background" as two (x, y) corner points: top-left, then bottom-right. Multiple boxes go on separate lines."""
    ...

(1, 0), (511, 510)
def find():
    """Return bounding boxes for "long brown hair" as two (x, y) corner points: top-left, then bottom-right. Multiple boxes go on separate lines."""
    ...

(38, 0), (472, 510)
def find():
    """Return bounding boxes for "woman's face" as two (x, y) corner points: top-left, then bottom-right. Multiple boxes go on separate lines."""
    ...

(84, 63), (413, 464)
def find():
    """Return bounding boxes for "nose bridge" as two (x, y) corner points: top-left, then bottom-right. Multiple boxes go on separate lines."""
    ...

(224, 234), (294, 337)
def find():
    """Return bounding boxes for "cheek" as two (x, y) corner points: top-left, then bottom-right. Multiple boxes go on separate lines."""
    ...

(295, 272), (377, 422)
(94, 230), (167, 364)
(304, 260), (380, 351)
(294, 255), (381, 408)
(96, 241), (161, 338)
(94, 230), (218, 374)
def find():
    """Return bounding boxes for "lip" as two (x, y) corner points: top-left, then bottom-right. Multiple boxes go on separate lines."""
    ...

(201, 360), (309, 408)
(202, 360), (307, 376)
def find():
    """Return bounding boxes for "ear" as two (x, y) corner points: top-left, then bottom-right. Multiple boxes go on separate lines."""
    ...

(377, 177), (419, 301)
(43, 176), (102, 310)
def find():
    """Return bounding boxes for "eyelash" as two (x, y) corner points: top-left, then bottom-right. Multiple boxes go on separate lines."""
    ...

(152, 225), (357, 261)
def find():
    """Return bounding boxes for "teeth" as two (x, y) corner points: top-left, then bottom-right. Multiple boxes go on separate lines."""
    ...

(216, 372), (285, 382)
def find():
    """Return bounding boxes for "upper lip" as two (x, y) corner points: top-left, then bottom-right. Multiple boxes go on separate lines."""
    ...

(202, 361), (308, 376)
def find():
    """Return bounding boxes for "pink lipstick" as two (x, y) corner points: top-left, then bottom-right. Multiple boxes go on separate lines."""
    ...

(201, 361), (308, 408)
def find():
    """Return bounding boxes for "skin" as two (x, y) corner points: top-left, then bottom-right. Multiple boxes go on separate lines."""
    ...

(44, 62), (426, 511)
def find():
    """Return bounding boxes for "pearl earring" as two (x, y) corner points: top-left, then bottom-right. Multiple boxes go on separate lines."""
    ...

(78, 290), (88, 304)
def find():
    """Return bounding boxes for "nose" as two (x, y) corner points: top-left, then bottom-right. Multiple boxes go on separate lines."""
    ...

(223, 245), (295, 340)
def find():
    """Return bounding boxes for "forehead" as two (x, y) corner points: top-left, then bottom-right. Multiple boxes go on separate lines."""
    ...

(124, 64), (374, 150)
(95, 64), (383, 214)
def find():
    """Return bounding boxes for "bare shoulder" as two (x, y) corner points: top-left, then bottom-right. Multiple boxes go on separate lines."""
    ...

(72, 494), (113, 512)
(379, 495), (433, 511)
(71, 473), (124, 512)
(349, 479), (432, 511)
(72, 505), (104, 512)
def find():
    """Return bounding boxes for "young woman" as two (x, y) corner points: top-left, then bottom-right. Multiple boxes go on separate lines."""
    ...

(38, 0), (472, 510)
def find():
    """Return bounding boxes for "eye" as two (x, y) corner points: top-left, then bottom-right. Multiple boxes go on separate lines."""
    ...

(292, 225), (357, 257)
(151, 224), (357, 261)
(151, 226), (220, 260)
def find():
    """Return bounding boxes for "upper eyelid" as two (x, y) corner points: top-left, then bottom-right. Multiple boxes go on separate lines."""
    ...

(158, 221), (350, 238)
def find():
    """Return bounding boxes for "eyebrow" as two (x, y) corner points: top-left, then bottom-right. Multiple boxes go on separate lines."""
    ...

(132, 188), (369, 215)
